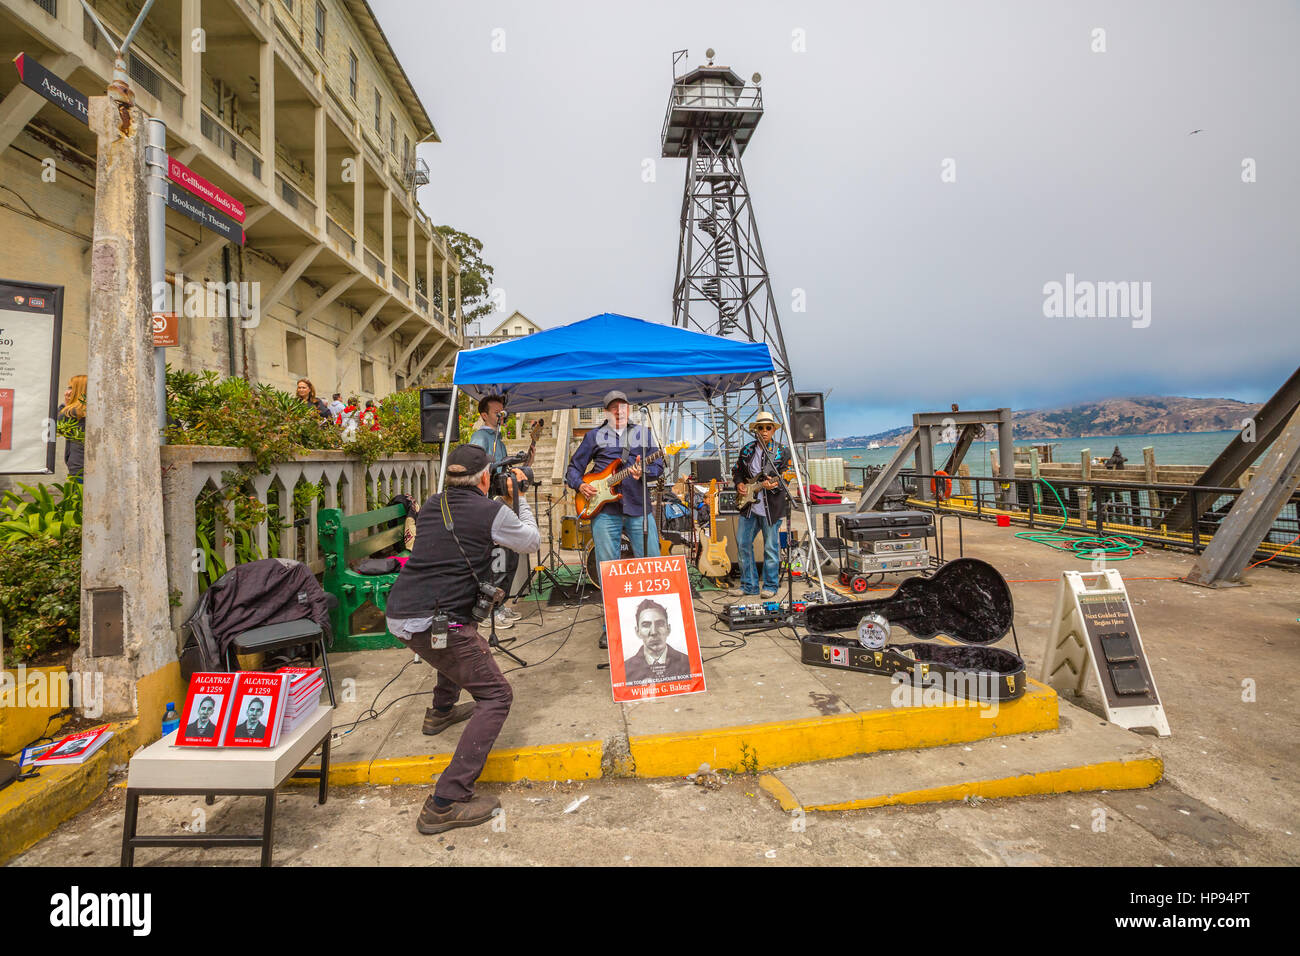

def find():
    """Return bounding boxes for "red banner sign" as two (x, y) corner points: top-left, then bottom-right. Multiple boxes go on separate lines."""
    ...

(166, 156), (246, 223)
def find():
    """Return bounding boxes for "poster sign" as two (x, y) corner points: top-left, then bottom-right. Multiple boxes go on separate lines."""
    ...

(0, 279), (63, 474)
(12, 53), (88, 126)
(151, 311), (178, 347)
(167, 156), (246, 223)
(601, 554), (706, 702)
(165, 181), (245, 245)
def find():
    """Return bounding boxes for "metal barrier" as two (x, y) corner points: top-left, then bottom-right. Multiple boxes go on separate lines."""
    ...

(841, 468), (1300, 565)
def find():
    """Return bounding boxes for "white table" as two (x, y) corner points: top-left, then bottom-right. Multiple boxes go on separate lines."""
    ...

(121, 704), (332, 867)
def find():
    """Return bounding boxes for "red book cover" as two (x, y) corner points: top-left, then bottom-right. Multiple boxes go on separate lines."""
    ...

(223, 673), (292, 748)
(174, 673), (239, 747)
(35, 725), (113, 764)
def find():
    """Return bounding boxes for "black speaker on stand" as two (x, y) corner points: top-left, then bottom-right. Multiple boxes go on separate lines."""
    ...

(420, 387), (455, 443)
(788, 392), (826, 444)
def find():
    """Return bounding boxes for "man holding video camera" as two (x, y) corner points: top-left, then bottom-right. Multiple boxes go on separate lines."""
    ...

(386, 444), (539, 834)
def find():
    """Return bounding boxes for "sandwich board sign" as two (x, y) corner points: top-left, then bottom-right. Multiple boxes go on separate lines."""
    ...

(1041, 569), (1170, 736)
(0, 279), (63, 474)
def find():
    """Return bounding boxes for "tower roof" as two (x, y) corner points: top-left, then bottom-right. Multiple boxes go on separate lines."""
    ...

(676, 64), (745, 88)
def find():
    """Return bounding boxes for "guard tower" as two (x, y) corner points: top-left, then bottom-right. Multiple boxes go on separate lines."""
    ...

(661, 49), (794, 470)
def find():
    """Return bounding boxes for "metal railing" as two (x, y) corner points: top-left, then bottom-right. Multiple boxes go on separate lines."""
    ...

(843, 469), (1300, 566)
(667, 84), (763, 111)
(362, 247), (385, 281)
(392, 273), (409, 298)
(415, 292), (428, 313)
(200, 109), (263, 180)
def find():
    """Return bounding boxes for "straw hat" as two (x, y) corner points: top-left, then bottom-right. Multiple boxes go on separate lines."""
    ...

(748, 410), (781, 432)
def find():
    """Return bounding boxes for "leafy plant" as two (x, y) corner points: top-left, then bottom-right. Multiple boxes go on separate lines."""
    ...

(0, 530), (81, 664)
(0, 480), (83, 542)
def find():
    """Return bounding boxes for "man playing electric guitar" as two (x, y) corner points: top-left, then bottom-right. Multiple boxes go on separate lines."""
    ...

(732, 410), (793, 598)
(565, 390), (663, 649)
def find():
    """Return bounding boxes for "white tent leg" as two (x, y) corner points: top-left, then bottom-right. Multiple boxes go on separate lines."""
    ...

(437, 386), (458, 494)
(772, 377), (828, 602)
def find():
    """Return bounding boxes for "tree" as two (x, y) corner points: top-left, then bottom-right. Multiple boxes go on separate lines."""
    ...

(435, 225), (494, 327)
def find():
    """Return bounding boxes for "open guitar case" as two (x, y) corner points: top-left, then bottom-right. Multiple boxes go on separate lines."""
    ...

(800, 558), (1027, 702)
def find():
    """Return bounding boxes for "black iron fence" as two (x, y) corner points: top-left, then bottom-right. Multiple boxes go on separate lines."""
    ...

(841, 466), (1300, 566)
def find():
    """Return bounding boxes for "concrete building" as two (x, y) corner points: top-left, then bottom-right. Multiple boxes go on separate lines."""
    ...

(0, 0), (464, 476)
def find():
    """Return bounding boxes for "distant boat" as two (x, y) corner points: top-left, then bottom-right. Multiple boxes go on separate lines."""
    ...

(867, 441), (881, 450)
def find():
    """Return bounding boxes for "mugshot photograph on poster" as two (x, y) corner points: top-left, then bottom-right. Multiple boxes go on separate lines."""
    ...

(0, 279), (63, 474)
(601, 554), (706, 702)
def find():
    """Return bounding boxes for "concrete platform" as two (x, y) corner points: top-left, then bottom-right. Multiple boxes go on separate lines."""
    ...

(312, 585), (1063, 789)
(760, 696), (1163, 811)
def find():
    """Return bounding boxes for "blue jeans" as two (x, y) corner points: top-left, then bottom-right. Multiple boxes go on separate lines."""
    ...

(592, 511), (659, 635)
(738, 513), (782, 593)
(591, 510), (661, 565)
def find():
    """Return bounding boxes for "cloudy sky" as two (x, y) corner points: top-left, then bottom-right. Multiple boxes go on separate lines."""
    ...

(380, 0), (1300, 438)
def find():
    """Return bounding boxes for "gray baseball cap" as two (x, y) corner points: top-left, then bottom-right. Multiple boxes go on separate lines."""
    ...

(603, 389), (629, 408)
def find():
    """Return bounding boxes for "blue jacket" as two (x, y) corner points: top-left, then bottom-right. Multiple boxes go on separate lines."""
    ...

(565, 422), (663, 517)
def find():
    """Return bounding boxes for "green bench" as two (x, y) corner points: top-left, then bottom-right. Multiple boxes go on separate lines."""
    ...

(318, 504), (409, 651)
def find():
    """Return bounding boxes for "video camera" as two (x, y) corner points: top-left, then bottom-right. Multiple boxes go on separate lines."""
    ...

(490, 452), (534, 500)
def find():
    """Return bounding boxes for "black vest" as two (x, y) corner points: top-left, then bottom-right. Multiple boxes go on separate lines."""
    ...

(386, 486), (506, 620)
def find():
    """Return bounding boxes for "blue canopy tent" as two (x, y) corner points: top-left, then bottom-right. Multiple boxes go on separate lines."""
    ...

(441, 312), (827, 594)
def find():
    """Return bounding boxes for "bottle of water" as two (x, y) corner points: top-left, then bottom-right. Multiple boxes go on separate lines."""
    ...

(162, 702), (180, 737)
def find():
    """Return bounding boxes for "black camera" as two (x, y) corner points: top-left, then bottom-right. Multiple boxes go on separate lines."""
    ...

(471, 581), (506, 623)
(490, 456), (533, 500)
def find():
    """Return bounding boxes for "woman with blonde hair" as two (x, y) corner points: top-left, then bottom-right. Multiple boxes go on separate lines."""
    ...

(58, 374), (87, 479)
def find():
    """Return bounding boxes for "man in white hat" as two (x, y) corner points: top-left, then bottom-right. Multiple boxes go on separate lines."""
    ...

(731, 410), (793, 597)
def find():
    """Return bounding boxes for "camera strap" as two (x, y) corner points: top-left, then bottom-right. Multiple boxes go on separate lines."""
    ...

(439, 491), (485, 596)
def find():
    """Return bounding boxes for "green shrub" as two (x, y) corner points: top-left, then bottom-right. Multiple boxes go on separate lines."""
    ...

(0, 479), (82, 543)
(0, 531), (81, 665)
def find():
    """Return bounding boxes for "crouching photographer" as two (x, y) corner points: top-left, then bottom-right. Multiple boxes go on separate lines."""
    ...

(385, 444), (539, 834)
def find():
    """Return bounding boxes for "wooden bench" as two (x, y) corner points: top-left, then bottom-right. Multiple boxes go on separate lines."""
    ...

(317, 504), (408, 651)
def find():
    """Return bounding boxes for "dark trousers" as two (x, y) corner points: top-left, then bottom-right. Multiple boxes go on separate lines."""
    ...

(403, 622), (513, 802)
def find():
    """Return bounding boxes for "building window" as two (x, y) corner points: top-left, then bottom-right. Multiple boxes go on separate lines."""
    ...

(395, 373), (406, 392)
(348, 50), (358, 100)
(286, 332), (308, 377)
(389, 114), (396, 155)
(314, 2), (326, 53)
(360, 359), (374, 394)
(403, 135), (410, 170)
(374, 89), (381, 133)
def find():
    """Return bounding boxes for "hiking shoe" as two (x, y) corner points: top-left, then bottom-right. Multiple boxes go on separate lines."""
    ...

(760, 590), (777, 598)
(423, 701), (475, 736)
(500, 605), (521, 621)
(493, 609), (515, 629)
(416, 793), (502, 835)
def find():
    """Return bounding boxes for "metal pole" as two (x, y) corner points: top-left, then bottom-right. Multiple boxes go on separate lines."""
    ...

(770, 370), (826, 602)
(146, 117), (168, 444)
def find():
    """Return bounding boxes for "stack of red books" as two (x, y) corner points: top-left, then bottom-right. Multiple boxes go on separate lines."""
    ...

(276, 666), (325, 734)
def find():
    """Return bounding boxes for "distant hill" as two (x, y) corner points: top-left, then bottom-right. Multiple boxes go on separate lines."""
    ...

(827, 396), (1260, 448)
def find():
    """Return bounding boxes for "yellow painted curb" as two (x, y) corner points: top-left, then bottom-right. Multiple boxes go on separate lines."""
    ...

(288, 739), (606, 789)
(630, 679), (1058, 778)
(761, 754), (1164, 812)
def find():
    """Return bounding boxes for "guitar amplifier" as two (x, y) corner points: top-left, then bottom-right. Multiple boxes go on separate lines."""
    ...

(715, 514), (765, 564)
(717, 489), (740, 515)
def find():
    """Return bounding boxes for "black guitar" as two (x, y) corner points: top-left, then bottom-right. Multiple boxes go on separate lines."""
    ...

(804, 558), (1013, 646)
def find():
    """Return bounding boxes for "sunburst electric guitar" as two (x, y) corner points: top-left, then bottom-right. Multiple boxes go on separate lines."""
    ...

(697, 480), (731, 579)
(574, 441), (690, 520)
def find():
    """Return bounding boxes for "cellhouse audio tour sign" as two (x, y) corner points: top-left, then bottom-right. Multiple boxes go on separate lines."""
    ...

(0, 279), (63, 474)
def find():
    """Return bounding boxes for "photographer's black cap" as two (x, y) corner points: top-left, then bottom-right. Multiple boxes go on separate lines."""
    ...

(447, 444), (490, 476)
